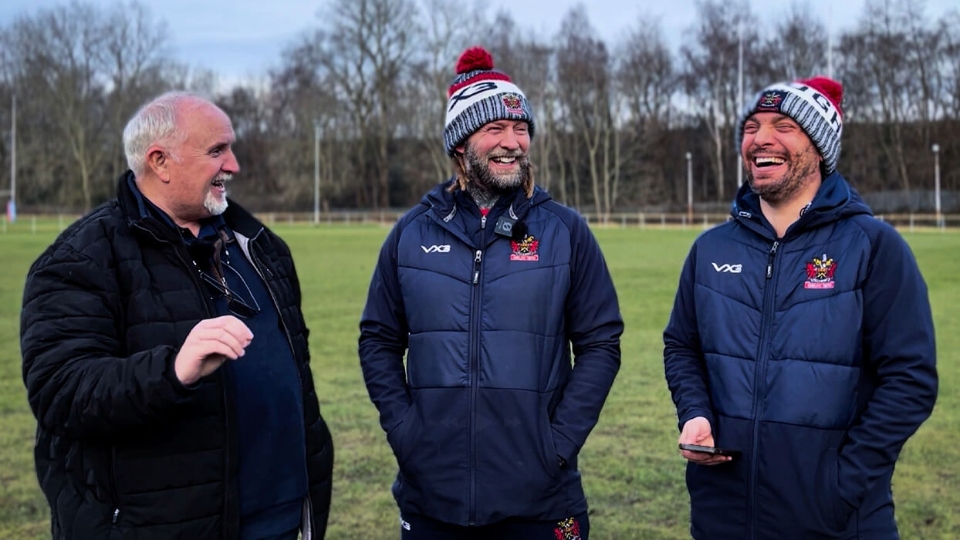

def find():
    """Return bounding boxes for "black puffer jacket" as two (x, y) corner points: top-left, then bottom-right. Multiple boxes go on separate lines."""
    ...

(20, 172), (333, 539)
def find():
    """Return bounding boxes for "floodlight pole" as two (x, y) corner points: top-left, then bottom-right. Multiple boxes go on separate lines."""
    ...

(686, 152), (693, 223)
(932, 143), (941, 229)
(736, 21), (743, 189)
(9, 94), (15, 223)
(314, 122), (320, 225)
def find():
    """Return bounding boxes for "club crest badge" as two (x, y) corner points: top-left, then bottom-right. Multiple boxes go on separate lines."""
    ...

(756, 90), (786, 112)
(510, 234), (540, 261)
(804, 253), (837, 289)
(501, 92), (524, 115)
(553, 517), (582, 540)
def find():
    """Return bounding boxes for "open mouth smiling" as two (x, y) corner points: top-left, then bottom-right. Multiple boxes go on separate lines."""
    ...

(754, 156), (786, 168)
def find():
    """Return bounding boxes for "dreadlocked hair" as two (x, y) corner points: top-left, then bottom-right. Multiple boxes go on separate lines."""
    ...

(447, 153), (535, 199)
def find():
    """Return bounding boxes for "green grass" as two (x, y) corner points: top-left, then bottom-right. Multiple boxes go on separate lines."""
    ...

(1, 222), (958, 539)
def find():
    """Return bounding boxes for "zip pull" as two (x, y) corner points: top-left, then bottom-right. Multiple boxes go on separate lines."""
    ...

(766, 241), (780, 279)
(112, 508), (120, 524)
(472, 250), (482, 284)
(481, 215), (487, 229)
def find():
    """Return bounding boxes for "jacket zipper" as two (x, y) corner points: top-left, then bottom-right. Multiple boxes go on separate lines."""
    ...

(110, 446), (120, 524)
(468, 215), (486, 525)
(749, 240), (780, 539)
(245, 231), (301, 383)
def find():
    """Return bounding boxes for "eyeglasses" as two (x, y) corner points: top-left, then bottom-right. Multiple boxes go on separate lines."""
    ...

(198, 260), (261, 319)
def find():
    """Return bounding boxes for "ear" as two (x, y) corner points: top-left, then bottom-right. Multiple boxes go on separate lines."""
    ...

(145, 145), (172, 183)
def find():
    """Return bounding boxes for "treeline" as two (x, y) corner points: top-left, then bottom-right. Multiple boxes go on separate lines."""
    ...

(0, 0), (958, 214)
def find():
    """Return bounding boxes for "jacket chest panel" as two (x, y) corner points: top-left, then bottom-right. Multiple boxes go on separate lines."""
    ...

(694, 229), (869, 365)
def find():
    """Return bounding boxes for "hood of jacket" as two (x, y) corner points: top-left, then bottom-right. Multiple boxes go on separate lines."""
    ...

(730, 171), (873, 239)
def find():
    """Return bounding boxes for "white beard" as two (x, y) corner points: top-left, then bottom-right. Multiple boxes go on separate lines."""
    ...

(204, 191), (228, 215)
(204, 174), (231, 215)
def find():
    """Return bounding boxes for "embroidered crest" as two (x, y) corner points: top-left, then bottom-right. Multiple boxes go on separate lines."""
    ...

(553, 517), (582, 540)
(501, 92), (524, 115)
(804, 253), (837, 289)
(756, 90), (786, 112)
(510, 234), (540, 261)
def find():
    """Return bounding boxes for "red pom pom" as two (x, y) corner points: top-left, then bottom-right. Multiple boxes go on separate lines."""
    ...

(799, 76), (844, 116)
(456, 47), (494, 74)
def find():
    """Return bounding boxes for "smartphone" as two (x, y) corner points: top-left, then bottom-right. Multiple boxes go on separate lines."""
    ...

(679, 443), (741, 458)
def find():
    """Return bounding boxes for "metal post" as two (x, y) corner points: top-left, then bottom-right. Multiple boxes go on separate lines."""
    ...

(686, 152), (693, 223)
(8, 94), (15, 223)
(932, 144), (941, 229)
(314, 123), (320, 225)
(736, 22), (743, 189)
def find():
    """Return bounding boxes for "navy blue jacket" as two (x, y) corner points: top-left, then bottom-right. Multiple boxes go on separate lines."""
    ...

(664, 172), (937, 539)
(359, 180), (622, 526)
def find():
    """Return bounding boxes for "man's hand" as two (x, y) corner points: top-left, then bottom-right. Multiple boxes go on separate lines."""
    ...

(679, 416), (732, 465)
(175, 315), (253, 386)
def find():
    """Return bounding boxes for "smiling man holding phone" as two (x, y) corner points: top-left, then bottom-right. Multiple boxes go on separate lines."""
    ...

(663, 76), (937, 539)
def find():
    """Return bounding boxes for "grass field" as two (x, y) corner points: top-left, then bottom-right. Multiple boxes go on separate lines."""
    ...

(1, 222), (957, 539)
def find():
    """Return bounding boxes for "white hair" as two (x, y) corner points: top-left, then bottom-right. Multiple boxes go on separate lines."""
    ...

(122, 91), (203, 177)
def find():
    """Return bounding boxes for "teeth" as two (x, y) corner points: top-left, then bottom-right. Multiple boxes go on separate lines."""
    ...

(492, 157), (516, 164)
(755, 157), (785, 166)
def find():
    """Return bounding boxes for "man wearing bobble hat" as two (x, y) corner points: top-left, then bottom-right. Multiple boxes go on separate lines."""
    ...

(359, 46), (622, 539)
(664, 76), (938, 539)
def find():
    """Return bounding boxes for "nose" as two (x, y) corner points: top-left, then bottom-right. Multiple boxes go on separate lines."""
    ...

(223, 149), (241, 174)
(750, 123), (776, 147)
(498, 127), (521, 151)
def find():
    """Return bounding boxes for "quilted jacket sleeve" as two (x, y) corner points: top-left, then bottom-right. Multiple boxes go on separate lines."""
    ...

(550, 214), (623, 461)
(837, 222), (938, 507)
(663, 241), (716, 431)
(358, 221), (413, 435)
(21, 229), (195, 440)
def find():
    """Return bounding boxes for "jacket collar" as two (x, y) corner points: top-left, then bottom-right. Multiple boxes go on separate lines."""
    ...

(731, 171), (873, 238)
(422, 177), (552, 224)
(116, 170), (264, 243)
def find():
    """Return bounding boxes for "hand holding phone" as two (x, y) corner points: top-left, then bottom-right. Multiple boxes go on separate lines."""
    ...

(679, 443), (741, 459)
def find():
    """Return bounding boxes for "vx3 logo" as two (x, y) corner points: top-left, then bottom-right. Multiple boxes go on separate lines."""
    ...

(712, 263), (743, 273)
(421, 245), (451, 253)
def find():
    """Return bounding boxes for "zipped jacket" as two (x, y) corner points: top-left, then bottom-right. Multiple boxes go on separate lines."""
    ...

(21, 172), (334, 539)
(664, 172), (938, 539)
(359, 180), (622, 526)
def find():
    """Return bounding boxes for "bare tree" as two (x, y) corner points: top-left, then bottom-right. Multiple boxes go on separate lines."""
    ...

(409, 0), (483, 190)
(616, 14), (675, 207)
(679, 0), (756, 202)
(318, 0), (420, 209)
(943, 11), (960, 119)
(554, 5), (618, 218)
(759, 3), (829, 81)
(102, 2), (171, 181)
(838, 0), (941, 195)
(268, 31), (352, 209)
(0, 1), (177, 210)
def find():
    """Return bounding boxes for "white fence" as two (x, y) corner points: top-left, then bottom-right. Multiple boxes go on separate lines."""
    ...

(2, 211), (956, 234)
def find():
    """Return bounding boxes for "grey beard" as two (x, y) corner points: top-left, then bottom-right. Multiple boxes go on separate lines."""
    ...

(463, 144), (530, 196)
(746, 148), (819, 204)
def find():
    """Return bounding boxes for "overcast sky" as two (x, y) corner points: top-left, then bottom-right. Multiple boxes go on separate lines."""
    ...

(1, 0), (956, 88)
